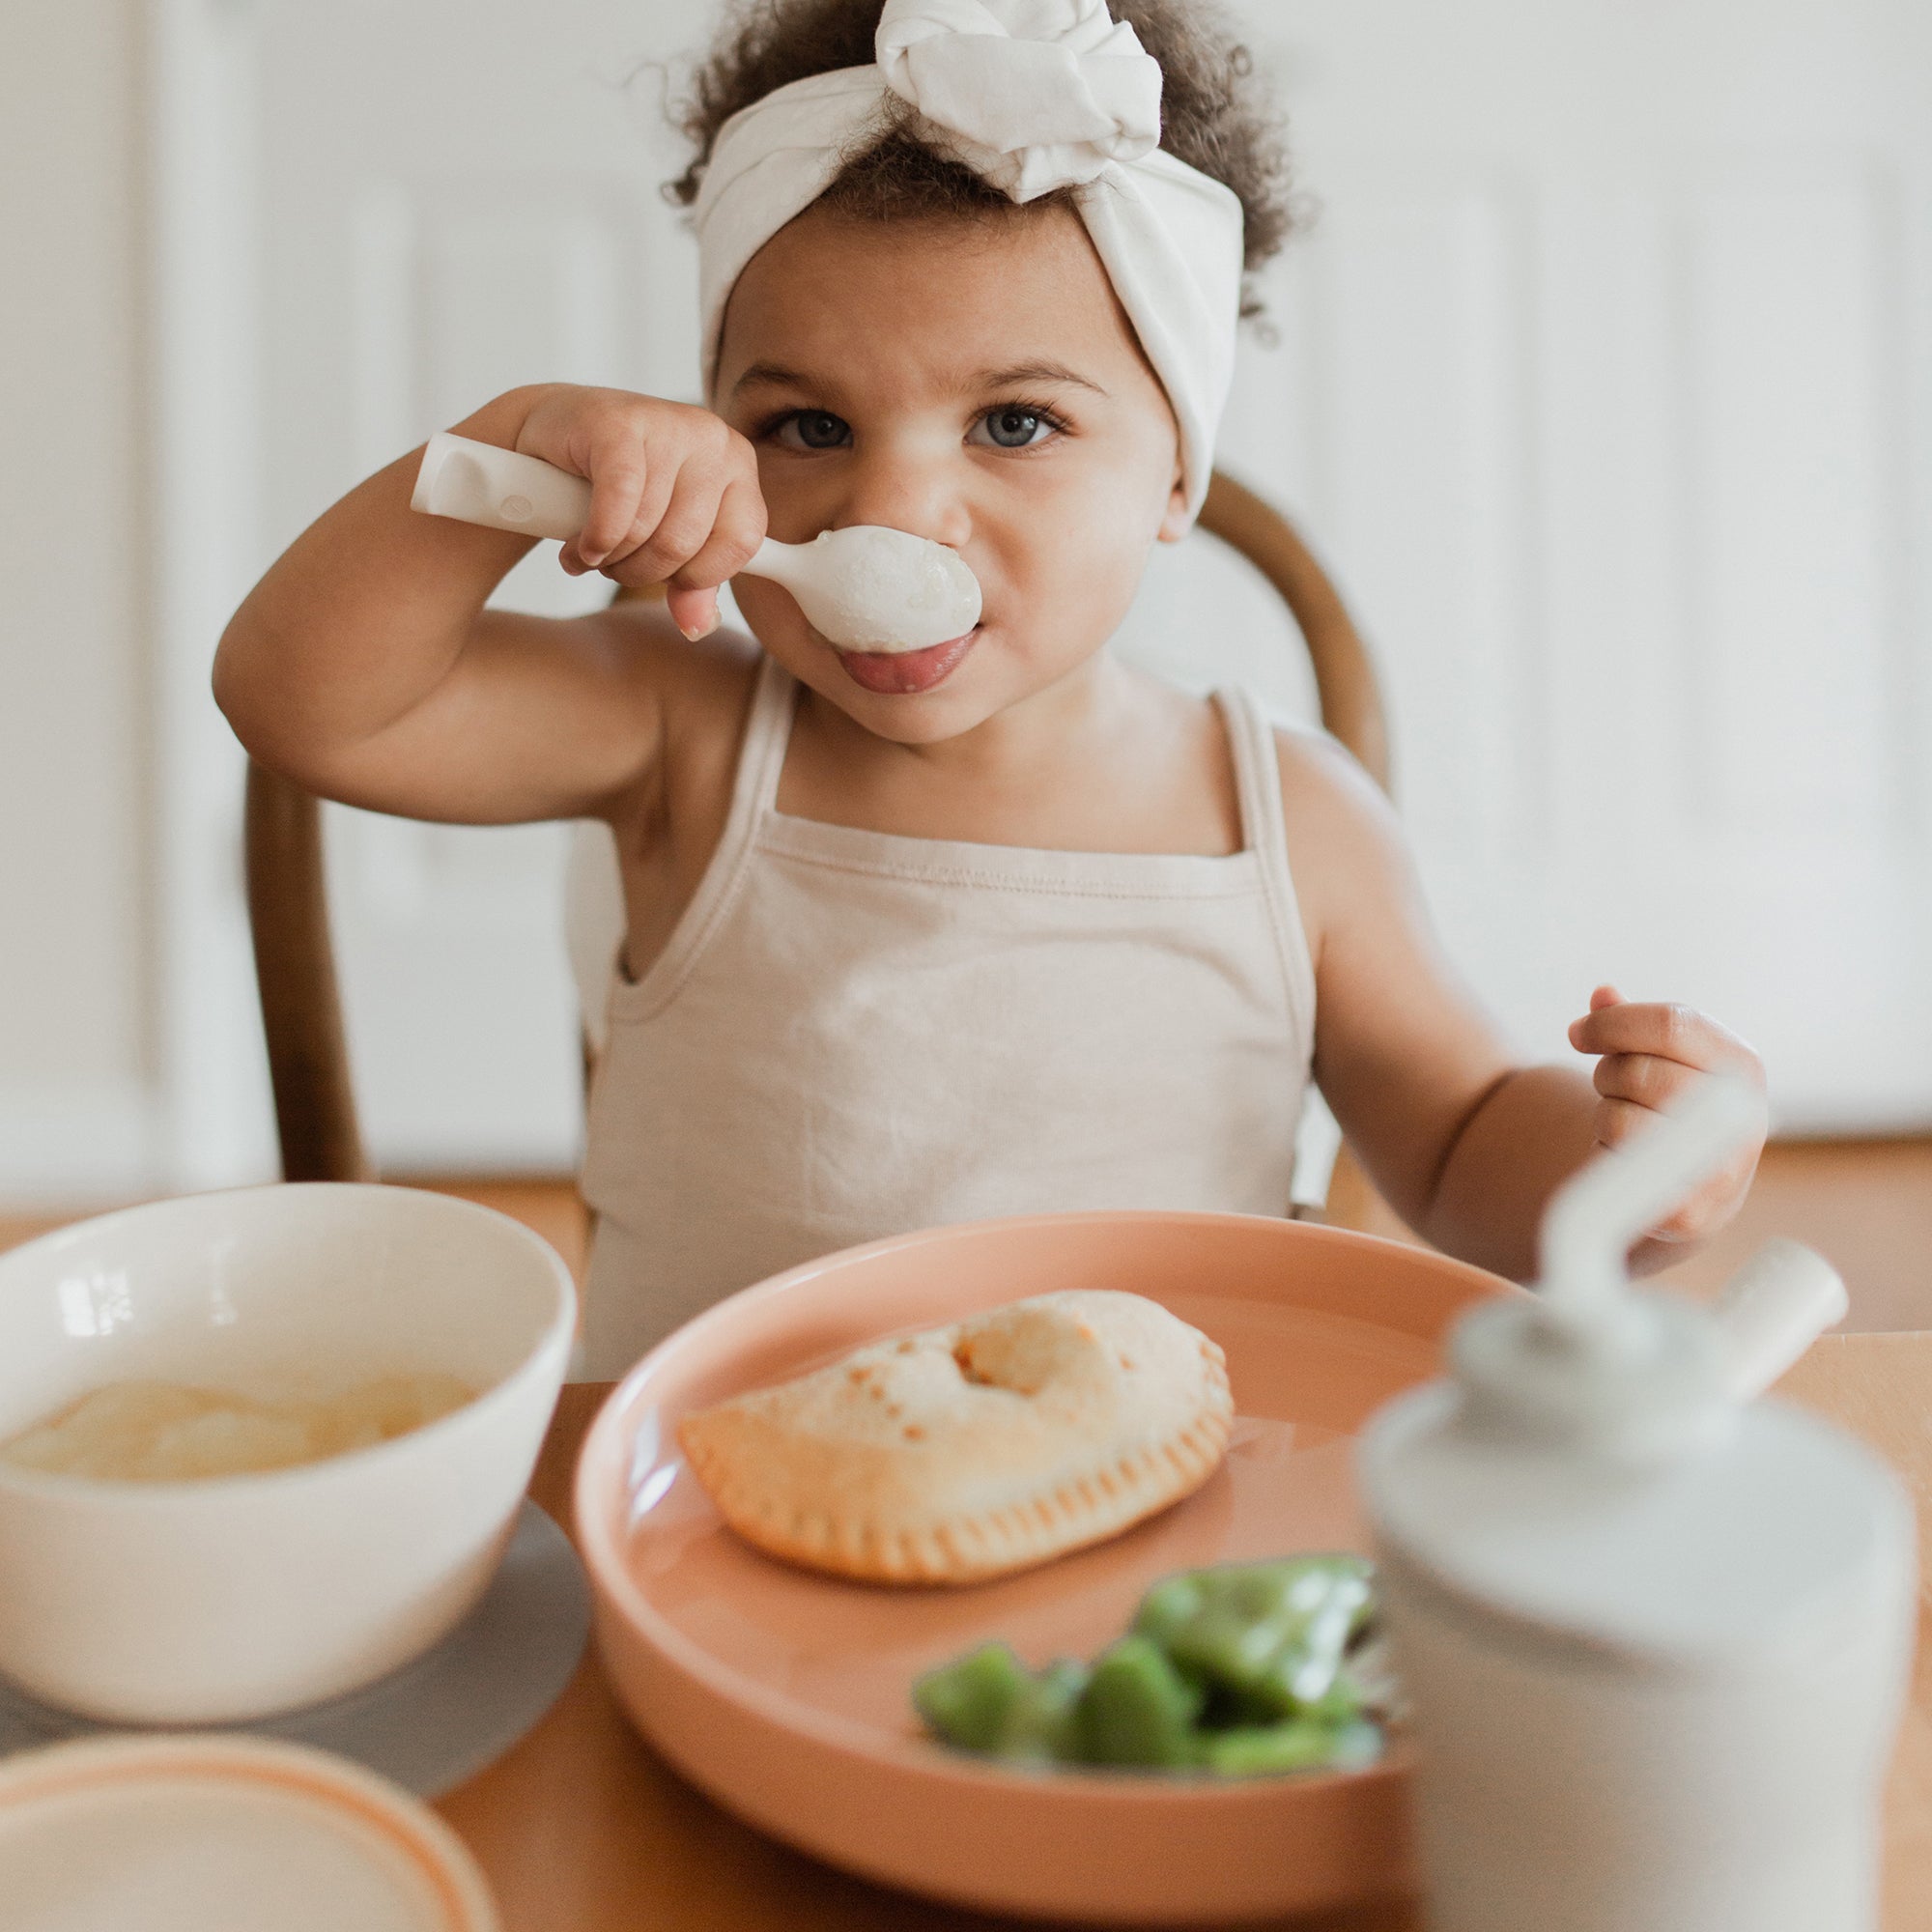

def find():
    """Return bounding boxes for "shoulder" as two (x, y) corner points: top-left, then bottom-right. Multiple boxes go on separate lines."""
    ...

(574, 600), (766, 824)
(1266, 722), (1415, 966)
(1270, 721), (1389, 816)
(1269, 722), (1402, 856)
(571, 599), (761, 737)
(581, 596), (760, 696)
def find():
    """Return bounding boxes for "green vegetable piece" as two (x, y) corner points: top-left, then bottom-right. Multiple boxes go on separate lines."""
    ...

(994, 1658), (1091, 1763)
(913, 1642), (1032, 1752)
(1288, 1667), (1372, 1728)
(1249, 1575), (1375, 1716)
(1077, 1635), (1206, 1769)
(1195, 1719), (1347, 1779)
(1195, 1715), (1384, 1780)
(1136, 1556), (1375, 1719)
(1130, 1572), (1205, 1653)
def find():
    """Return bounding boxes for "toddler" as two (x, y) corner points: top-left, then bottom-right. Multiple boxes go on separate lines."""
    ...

(216, 0), (1766, 1377)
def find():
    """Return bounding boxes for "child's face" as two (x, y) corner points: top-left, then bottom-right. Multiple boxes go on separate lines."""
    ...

(712, 203), (1187, 742)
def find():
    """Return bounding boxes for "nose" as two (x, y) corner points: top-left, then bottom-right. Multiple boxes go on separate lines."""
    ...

(833, 438), (973, 551)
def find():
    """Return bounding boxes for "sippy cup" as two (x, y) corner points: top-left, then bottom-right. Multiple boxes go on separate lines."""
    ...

(1359, 1078), (1918, 1932)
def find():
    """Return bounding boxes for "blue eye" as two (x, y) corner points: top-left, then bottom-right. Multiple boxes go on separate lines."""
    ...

(776, 411), (850, 450)
(974, 406), (1052, 449)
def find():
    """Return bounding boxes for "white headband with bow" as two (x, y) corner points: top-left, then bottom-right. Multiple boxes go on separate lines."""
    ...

(692, 0), (1246, 520)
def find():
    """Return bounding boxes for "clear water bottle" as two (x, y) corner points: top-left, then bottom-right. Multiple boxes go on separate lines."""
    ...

(1360, 1082), (1918, 1932)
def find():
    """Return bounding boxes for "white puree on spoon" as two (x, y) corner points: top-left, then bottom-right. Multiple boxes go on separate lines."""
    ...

(1, 1374), (475, 1481)
(764, 526), (982, 654)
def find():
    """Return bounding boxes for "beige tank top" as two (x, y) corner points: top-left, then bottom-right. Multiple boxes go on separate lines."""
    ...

(579, 656), (1316, 1378)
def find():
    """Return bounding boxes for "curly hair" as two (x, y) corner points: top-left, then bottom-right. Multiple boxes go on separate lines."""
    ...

(666, 0), (1293, 311)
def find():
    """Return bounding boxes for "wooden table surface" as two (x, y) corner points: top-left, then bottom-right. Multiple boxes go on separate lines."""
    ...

(436, 1336), (1932, 1931)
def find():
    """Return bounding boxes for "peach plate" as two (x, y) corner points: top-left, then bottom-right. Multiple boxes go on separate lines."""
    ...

(576, 1211), (1519, 1926)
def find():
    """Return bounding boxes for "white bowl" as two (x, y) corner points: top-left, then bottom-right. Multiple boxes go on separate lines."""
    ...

(0, 1184), (574, 1724)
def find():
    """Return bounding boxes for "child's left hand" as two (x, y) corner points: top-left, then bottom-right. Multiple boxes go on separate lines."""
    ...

(1567, 985), (1768, 1246)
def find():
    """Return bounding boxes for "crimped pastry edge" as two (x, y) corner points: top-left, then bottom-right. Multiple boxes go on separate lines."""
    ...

(677, 1341), (1235, 1586)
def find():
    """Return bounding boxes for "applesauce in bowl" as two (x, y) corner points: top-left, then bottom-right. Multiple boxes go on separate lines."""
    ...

(2, 1374), (477, 1481)
(0, 1183), (574, 1725)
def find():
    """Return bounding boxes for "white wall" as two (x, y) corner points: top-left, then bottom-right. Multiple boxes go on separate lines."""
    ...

(0, 2), (158, 1198)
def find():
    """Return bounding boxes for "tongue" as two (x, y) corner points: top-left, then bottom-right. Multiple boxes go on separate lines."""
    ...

(836, 632), (977, 695)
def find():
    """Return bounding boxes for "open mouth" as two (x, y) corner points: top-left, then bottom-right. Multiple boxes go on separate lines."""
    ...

(833, 629), (980, 696)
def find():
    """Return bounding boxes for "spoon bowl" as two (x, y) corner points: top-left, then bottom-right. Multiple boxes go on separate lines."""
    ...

(746, 527), (980, 653)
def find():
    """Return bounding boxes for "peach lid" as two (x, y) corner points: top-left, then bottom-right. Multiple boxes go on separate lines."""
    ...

(0, 1733), (499, 1932)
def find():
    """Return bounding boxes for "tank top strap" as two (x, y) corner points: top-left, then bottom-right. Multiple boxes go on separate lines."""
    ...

(608, 652), (795, 1019)
(737, 651), (798, 819)
(1216, 686), (1318, 1050)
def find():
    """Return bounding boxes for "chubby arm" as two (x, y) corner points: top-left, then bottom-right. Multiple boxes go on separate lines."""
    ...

(213, 384), (764, 825)
(1281, 732), (1764, 1281)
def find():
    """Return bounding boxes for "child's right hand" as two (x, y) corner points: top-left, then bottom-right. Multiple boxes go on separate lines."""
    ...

(512, 384), (767, 639)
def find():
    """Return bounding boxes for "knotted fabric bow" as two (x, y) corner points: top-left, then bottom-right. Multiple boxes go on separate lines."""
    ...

(692, 0), (1245, 520)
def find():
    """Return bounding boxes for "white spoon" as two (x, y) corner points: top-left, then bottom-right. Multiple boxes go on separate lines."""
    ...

(411, 432), (980, 653)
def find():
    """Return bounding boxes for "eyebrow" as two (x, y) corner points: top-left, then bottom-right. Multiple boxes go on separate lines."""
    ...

(730, 358), (1109, 399)
(975, 360), (1108, 397)
(731, 361), (815, 396)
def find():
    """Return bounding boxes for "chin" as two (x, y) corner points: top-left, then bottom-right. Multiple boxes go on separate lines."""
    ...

(836, 679), (1002, 745)
(769, 620), (1101, 743)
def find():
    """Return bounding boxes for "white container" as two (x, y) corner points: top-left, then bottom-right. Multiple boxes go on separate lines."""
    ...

(0, 1185), (575, 1724)
(1359, 1084), (1918, 1932)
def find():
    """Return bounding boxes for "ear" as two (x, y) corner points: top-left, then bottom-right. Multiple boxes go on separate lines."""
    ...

(1155, 470), (1191, 545)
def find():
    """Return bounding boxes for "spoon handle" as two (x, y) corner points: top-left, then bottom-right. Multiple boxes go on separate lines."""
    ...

(413, 436), (806, 584)
(740, 537), (800, 585)
(412, 434), (588, 541)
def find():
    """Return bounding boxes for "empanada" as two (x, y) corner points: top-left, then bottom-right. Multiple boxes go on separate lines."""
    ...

(676, 1290), (1233, 1584)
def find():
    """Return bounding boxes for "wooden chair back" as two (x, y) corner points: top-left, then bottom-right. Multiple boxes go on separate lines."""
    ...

(245, 757), (373, 1181)
(244, 470), (1389, 1184)
(1197, 471), (1389, 790)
